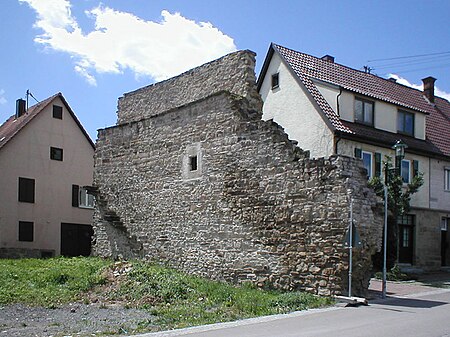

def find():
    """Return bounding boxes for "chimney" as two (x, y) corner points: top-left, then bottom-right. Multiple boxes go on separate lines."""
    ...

(321, 55), (335, 63)
(422, 76), (436, 103)
(15, 99), (26, 118)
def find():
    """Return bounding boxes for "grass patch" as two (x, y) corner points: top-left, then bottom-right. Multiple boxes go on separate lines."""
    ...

(0, 258), (333, 332)
(104, 261), (334, 330)
(0, 257), (110, 306)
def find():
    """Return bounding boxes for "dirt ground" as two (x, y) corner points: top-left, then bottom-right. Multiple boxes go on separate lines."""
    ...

(0, 302), (156, 337)
(0, 262), (158, 337)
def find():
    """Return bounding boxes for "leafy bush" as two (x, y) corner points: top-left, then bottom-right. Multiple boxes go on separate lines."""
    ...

(374, 265), (412, 281)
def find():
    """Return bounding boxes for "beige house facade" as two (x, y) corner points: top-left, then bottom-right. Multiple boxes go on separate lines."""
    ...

(258, 44), (450, 270)
(0, 93), (95, 258)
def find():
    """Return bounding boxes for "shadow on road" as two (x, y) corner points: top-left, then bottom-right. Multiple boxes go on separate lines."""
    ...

(375, 297), (448, 309)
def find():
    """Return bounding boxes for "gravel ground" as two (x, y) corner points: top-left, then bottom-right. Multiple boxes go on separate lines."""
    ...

(0, 303), (157, 337)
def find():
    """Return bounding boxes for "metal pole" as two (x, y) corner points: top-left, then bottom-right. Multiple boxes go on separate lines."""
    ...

(382, 185), (388, 299)
(349, 198), (353, 298)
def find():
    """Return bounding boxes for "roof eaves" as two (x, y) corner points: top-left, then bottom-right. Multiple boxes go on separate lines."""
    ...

(57, 93), (95, 149)
(0, 94), (57, 151)
(256, 43), (276, 91)
(271, 44), (352, 134)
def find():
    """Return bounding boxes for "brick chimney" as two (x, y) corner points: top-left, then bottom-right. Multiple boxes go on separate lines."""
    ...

(422, 76), (436, 103)
(15, 99), (26, 118)
(321, 55), (335, 63)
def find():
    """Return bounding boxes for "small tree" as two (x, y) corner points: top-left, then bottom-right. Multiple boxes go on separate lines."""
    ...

(368, 156), (424, 269)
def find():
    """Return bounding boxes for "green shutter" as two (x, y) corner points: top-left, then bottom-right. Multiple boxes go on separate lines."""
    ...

(413, 160), (419, 177)
(354, 148), (362, 158)
(375, 153), (382, 177)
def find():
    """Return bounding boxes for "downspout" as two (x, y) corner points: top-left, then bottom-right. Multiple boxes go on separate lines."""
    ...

(334, 87), (343, 155)
(334, 132), (341, 155)
(336, 87), (342, 117)
(429, 158), (431, 209)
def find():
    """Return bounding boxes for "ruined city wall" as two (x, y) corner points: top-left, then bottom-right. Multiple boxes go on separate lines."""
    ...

(117, 50), (262, 124)
(93, 90), (383, 296)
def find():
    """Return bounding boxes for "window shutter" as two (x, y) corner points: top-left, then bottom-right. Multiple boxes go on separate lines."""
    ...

(413, 160), (419, 177)
(72, 185), (79, 207)
(354, 148), (362, 158)
(375, 153), (382, 177)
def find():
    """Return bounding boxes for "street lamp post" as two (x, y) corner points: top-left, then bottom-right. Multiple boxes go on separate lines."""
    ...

(382, 140), (407, 299)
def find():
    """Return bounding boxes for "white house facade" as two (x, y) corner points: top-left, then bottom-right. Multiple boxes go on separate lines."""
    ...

(258, 44), (450, 270)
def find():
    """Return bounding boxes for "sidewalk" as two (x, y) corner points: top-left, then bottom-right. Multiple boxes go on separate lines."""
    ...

(368, 270), (450, 299)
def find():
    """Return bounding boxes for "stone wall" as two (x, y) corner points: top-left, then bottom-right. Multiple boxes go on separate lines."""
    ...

(94, 86), (383, 296)
(117, 50), (262, 124)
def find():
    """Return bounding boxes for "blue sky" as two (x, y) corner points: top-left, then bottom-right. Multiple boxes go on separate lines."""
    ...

(1, 0), (449, 140)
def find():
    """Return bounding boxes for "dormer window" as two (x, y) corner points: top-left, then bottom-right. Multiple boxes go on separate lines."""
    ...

(271, 73), (279, 90)
(397, 110), (414, 136)
(354, 98), (374, 126)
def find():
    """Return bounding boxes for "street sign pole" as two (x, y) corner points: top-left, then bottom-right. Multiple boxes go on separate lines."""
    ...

(382, 186), (388, 299)
(349, 198), (353, 298)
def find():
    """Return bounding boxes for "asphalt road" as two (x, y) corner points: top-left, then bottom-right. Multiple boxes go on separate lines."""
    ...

(137, 288), (450, 337)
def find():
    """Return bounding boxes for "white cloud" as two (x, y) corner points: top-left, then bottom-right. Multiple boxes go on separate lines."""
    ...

(0, 89), (6, 105)
(20, 0), (237, 85)
(388, 74), (450, 101)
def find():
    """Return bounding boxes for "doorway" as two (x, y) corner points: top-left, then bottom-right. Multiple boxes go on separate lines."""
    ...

(61, 223), (93, 257)
(398, 215), (415, 264)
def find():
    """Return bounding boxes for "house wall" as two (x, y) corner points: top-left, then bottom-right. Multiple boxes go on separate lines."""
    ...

(337, 139), (430, 208)
(0, 97), (94, 257)
(409, 208), (444, 269)
(259, 53), (334, 159)
(93, 91), (383, 297)
(429, 158), (450, 211)
(316, 83), (426, 140)
(338, 138), (450, 269)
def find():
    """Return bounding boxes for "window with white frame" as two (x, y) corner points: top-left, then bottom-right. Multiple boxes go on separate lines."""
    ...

(79, 187), (94, 208)
(354, 98), (374, 126)
(72, 185), (94, 208)
(445, 167), (450, 191)
(441, 217), (449, 231)
(401, 159), (411, 183)
(362, 151), (373, 179)
(398, 110), (414, 136)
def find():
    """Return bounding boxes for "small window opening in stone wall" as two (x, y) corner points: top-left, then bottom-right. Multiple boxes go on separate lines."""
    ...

(182, 143), (202, 180)
(190, 156), (198, 171)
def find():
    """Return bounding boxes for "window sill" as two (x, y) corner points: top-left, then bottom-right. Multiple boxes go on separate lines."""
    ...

(79, 205), (95, 210)
(397, 131), (414, 137)
(354, 120), (374, 127)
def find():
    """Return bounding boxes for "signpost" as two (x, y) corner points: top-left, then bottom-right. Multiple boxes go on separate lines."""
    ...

(343, 199), (362, 298)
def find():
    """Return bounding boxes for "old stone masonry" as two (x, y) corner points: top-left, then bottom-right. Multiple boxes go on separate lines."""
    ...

(92, 50), (383, 297)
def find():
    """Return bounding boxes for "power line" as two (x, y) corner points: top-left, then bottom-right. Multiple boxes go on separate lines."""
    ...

(370, 55), (450, 69)
(367, 51), (450, 63)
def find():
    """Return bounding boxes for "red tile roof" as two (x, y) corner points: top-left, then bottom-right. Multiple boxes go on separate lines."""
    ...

(263, 43), (450, 159)
(0, 94), (58, 150)
(0, 93), (94, 150)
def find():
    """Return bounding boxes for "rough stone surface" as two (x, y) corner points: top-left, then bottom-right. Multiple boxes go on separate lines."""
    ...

(117, 50), (262, 124)
(93, 50), (383, 297)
